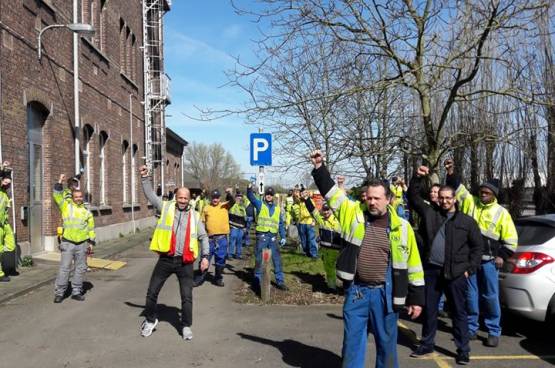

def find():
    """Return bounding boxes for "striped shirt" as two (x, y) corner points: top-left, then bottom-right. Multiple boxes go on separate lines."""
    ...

(356, 212), (390, 284)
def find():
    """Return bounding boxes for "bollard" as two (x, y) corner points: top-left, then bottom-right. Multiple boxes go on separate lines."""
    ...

(261, 248), (272, 302)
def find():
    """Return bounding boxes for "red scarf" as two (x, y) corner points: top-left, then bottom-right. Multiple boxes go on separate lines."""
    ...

(169, 211), (194, 263)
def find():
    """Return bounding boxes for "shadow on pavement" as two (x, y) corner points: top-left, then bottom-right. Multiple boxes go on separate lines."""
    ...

(326, 313), (343, 320)
(237, 332), (341, 368)
(124, 301), (182, 334)
(502, 313), (555, 365)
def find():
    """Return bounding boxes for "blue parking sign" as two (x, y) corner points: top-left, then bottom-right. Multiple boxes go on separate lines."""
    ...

(250, 133), (272, 166)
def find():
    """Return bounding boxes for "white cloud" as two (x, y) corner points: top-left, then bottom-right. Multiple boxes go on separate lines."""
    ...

(165, 31), (235, 67)
(222, 24), (243, 39)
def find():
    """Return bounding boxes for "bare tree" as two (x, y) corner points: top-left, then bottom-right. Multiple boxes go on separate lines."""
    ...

(183, 142), (242, 191)
(226, 0), (551, 186)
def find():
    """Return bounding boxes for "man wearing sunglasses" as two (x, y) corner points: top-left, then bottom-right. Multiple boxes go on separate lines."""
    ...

(408, 165), (483, 365)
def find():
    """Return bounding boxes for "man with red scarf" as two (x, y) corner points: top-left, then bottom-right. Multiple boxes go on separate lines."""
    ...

(139, 165), (209, 340)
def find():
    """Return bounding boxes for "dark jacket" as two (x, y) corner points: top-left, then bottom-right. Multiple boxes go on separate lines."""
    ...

(408, 175), (483, 279)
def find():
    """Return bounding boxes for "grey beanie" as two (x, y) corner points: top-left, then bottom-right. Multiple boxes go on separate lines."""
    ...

(479, 179), (500, 197)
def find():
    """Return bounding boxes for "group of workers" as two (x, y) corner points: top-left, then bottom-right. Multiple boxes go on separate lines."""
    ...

(138, 150), (517, 368)
(306, 151), (517, 367)
(8, 148), (515, 368)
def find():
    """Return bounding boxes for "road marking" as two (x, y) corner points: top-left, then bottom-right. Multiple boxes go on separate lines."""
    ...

(397, 322), (454, 368)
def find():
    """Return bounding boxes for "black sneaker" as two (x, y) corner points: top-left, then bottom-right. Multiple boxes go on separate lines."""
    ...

(213, 279), (225, 287)
(193, 278), (204, 287)
(0, 275), (11, 282)
(53, 296), (63, 303)
(484, 335), (499, 347)
(456, 351), (470, 365)
(276, 284), (288, 291)
(71, 294), (85, 301)
(469, 333), (478, 341)
(438, 310), (449, 318)
(410, 346), (434, 358)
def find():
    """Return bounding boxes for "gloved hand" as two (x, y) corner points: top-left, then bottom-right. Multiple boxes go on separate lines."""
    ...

(280, 238), (286, 246)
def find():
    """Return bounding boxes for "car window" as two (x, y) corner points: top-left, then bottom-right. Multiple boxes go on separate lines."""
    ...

(516, 223), (555, 246)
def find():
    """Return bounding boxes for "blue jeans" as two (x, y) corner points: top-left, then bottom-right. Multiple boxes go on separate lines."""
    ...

(254, 232), (284, 286)
(228, 228), (244, 257)
(342, 284), (398, 368)
(467, 260), (501, 336)
(244, 216), (254, 247)
(298, 224), (317, 258)
(195, 235), (228, 282)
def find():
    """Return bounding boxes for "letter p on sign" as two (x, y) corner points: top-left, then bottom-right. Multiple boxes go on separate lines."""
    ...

(250, 133), (272, 166)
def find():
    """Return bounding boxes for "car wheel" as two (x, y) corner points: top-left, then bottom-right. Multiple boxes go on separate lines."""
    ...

(547, 294), (555, 326)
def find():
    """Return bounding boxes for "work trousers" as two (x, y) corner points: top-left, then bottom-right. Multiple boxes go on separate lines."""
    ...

(244, 216), (254, 247)
(254, 232), (284, 286)
(420, 266), (470, 353)
(342, 284), (398, 368)
(145, 255), (194, 328)
(322, 247), (339, 289)
(298, 224), (317, 258)
(228, 227), (244, 258)
(54, 241), (88, 296)
(195, 235), (227, 283)
(0, 223), (16, 278)
(467, 260), (501, 336)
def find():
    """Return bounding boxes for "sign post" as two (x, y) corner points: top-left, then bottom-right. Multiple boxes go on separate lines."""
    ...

(250, 131), (272, 195)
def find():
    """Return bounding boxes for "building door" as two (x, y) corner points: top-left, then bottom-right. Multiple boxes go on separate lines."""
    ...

(27, 104), (45, 254)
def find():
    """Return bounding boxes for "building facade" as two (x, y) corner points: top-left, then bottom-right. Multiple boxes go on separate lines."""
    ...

(0, 0), (177, 257)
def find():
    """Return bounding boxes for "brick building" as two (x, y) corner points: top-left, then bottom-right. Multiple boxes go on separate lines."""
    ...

(0, 0), (179, 257)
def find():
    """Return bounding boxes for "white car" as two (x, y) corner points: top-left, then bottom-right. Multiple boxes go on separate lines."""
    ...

(499, 214), (555, 323)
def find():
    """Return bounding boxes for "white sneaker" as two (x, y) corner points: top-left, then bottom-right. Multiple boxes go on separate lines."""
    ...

(182, 326), (193, 340)
(141, 319), (158, 337)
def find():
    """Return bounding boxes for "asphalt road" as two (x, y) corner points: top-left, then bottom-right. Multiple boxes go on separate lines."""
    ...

(0, 240), (554, 368)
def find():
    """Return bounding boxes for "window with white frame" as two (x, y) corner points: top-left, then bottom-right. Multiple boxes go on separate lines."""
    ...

(132, 144), (139, 204)
(99, 131), (109, 205)
(122, 140), (129, 203)
(83, 125), (94, 204)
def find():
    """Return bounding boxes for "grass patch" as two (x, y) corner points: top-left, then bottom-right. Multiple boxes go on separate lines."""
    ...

(234, 244), (344, 306)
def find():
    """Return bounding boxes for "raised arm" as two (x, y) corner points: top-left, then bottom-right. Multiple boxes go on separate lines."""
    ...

(407, 166), (431, 216)
(53, 173), (68, 210)
(139, 165), (163, 211)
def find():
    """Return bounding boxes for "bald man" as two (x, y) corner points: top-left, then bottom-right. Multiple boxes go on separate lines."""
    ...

(139, 165), (209, 340)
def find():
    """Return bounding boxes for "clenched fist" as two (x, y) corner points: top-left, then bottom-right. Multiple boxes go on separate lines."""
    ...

(310, 150), (323, 169)
(139, 165), (149, 178)
(416, 166), (429, 178)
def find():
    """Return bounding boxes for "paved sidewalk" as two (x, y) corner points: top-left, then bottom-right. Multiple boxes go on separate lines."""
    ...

(0, 230), (153, 304)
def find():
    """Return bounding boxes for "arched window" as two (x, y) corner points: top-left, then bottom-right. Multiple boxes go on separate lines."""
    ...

(122, 140), (129, 203)
(99, 131), (109, 205)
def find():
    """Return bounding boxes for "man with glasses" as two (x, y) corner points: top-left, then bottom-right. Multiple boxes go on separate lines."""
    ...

(445, 159), (518, 348)
(247, 183), (287, 293)
(408, 165), (483, 365)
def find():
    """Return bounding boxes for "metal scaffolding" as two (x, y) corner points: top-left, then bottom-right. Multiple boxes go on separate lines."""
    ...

(142, 0), (171, 189)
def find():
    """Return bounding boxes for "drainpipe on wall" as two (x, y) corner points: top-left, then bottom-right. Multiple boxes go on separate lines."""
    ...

(181, 146), (185, 187)
(130, 94), (136, 233)
(73, 0), (80, 174)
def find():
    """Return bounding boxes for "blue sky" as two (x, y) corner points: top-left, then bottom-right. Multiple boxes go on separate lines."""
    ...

(164, 1), (272, 182)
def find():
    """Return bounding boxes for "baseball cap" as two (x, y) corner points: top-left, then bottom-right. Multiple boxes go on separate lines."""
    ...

(211, 189), (221, 198)
(264, 187), (275, 196)
(322, 204), (331, 211)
